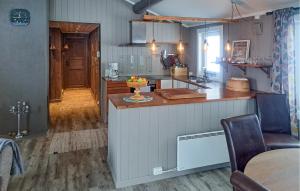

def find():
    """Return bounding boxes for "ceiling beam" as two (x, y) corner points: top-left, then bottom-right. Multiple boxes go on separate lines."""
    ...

(143, 15), (238, 23)
(133, 0), (163, 14)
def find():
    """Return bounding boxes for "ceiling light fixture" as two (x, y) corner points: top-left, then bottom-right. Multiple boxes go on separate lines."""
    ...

(177, 22), (184, 53)
(225, 2), (235, 53)
(203, 21), (208, 51)
(151, 20), (157, 53)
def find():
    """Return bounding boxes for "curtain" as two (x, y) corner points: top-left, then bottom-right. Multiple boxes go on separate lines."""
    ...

(271, 8), (298, 136)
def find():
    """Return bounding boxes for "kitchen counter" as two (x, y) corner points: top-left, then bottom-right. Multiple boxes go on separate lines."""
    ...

(108, 84), (256, 188)
(108, 84), (256, 109)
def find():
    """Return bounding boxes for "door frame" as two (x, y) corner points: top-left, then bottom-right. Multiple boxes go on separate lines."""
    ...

(48, 21), (101, 127)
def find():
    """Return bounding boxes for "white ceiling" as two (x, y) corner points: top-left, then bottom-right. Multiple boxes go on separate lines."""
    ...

(127, 0), (299, 25)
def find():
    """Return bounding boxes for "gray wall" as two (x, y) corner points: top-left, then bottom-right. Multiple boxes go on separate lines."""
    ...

(224, 15), (273, 92)
(49, 0), (179, 76)
(185, 15), (274, 92)
(0, 0), (49, 134)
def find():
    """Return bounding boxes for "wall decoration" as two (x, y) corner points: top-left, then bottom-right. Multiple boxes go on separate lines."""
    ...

(10, 9), (30, 26)
(231, 40), (250, 63)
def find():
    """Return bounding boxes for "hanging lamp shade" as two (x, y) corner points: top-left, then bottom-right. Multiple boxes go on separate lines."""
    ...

(150, 21), (157, 53)
(203, 21), (208, 51)
(203, 39), (208, 51)
(151, 39), (157, 52)
(225, 40), (231, 52)
(49, 44), (56, 50)
(64, 43), (69, 50)
(177, 23), (184, 53)
(225, 22), (231, 52)
(177, 40), (184, 52)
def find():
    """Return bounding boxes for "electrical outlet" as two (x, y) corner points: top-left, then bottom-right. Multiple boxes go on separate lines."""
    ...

(153, 167), (163, 175)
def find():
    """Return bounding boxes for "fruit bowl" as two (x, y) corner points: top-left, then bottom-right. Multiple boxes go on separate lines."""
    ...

(126, 76), (148, 101)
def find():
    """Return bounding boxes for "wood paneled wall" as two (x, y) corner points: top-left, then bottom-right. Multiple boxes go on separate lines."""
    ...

(89, 28), (100, 102)
(49, 0), (178, 76)
(49, 28), (63, 102)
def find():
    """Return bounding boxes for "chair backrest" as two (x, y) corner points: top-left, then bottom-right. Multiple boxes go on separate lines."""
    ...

(221, 114), (266, 172)
(230, 171), (270, 191)
(256, 93), (291, 134)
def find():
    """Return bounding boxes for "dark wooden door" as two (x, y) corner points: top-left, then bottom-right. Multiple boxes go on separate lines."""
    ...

(64, 37), (88, 88)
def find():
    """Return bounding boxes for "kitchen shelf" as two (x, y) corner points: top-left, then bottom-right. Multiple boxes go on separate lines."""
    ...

(229, 63), (272, 78)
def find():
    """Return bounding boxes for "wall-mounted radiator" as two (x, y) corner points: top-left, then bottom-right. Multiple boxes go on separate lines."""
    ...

(177, 130), (230, 171)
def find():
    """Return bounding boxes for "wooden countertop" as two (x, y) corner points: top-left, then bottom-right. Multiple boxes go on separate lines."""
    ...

(109, 83), (256, 109)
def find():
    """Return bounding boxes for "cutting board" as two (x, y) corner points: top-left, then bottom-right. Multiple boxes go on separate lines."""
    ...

(156, 88), (207, 100)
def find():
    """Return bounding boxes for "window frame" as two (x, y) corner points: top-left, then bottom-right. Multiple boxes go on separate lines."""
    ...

(197, 25), (224, 81)
(295, 14), (300, 118)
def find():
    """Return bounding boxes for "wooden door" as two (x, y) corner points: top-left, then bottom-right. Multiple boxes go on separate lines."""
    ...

(64, 37), (88, 88)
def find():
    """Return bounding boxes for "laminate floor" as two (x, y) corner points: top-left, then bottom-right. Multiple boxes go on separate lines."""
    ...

(8, 89), (232, 191)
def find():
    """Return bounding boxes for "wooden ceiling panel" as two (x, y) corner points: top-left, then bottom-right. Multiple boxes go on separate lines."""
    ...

(49, 21), (99, 34)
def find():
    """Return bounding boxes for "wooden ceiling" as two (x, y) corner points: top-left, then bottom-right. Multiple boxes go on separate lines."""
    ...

(49, 21), (99, 34)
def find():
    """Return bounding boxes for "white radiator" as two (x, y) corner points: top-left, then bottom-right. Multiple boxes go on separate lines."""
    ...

(177, 130), (230, 171)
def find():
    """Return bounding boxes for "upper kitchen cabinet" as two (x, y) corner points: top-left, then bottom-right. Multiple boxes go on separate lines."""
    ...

(119, 21), (182, 47)
(145, 22), (181, 44)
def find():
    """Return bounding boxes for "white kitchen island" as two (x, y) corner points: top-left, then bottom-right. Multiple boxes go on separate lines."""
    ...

(107, 86), (256, 188)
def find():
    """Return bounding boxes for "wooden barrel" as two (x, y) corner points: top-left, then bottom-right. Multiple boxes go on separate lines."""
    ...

(226, 77), (250, 92)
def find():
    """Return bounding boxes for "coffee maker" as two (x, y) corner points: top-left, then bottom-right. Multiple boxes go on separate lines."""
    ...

(108, 63), (119, 79)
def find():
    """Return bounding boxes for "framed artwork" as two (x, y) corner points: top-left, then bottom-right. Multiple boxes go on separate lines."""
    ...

(231, 40), (250, 63)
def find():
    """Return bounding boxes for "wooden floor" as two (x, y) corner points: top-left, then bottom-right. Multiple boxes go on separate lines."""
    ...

(8, 89), (232, 191)
(49, 89), (102, 133)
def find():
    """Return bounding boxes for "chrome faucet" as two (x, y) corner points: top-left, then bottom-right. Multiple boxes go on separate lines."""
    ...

(202, 67), (210, 83)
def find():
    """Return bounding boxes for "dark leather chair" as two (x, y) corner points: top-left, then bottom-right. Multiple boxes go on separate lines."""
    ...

(256, 93), (300, 150)
(230, 171), (270, 191)
(221, 114), (266, 172)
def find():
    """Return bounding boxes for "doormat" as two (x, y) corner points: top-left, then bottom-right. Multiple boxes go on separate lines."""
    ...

(49, 128), (107, 154)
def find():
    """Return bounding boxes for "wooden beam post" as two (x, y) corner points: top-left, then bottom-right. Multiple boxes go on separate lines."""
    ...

(143, 15), (237, 23)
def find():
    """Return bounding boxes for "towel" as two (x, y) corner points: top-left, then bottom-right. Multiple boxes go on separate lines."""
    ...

(0, 138), (24, 175)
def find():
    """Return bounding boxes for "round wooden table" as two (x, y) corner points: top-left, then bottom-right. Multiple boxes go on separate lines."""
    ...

(244, 148), (300, 191)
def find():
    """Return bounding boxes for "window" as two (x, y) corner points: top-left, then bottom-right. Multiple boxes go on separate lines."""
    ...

(197, 25), (223, 81)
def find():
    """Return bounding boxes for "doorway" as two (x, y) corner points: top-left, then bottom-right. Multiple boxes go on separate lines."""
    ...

(48, 21), (101, 131)
(64, 34), (88, 88)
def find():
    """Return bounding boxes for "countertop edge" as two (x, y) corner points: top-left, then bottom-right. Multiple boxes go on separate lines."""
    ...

(109, 92), (256, 110)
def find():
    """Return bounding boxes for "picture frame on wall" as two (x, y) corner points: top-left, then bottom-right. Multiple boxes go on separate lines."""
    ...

(231, 40), (250, 63)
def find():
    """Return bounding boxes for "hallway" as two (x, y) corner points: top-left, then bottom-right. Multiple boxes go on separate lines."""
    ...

(49, 88), (101, 133)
